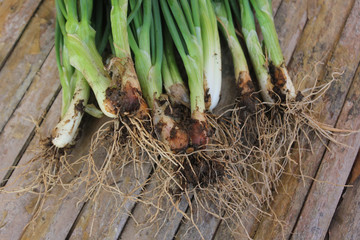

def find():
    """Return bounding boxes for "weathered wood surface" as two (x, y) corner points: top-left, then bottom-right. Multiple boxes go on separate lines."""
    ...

(0, 48), (59, 183)
(0, 0), (42, 67)
(213, 0), (309, 237)
(328, 177), (360, 240)
(254, 0), (358, 239)
(68, 162), (152, 240)
(0, 0), (55, 132)
(348, 150), (360, 184)
(18, 116), (111, 240)
(292, 63), (360, 240)
(0, 0), (56, 132)
(0, 0), (360, 239)
(291, 2), (360, 238)
(0, 94), (61, 240)
(119, 189), (190, 240)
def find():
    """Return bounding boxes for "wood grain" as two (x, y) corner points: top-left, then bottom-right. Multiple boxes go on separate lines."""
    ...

(0, 0), (55, 132)
(291, 56), (360, 239)
(0, 48), (59, 183)
(0, 93), (61, 240)
(174, 200), (221, 240)
(348, 149), (360, 184)
(68, 163), (152, 240)
(213, 0), (308, 237)
(119, 181), (192, 240)
(328, 176), (360, 240)
(0, 0), (42, 67)
(274, 0), (308, 63)
(272, 0), (283, 14)
(18, 117), (111, 240)
(254, 0), (358, 239)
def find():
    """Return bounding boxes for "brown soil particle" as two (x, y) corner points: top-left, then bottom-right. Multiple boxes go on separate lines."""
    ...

(204, 88), (211, 109)
(269, 63), (286, 88)
(237, 71), (255, 95)
(269, 62), (287, 101)
(104, 57), (148, 117)
(74, 99), (85, 113)
(189, 119), (208, 148)
(296, 91), (304, 102)
(181, 156), (225, 188)
(164, 103), (190, 122)
(104, 82), (141, 115)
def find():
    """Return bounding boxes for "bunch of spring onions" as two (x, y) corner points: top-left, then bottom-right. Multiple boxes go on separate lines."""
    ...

(51, 0), (296, 151)
(236, 0), (296, 102)
(52, 0), (108, 148)
(159, 0), (222, 147)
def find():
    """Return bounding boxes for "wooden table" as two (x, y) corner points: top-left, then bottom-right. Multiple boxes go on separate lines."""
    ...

(0, 0), (359, 239)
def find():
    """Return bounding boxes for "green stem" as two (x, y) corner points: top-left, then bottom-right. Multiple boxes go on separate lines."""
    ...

(162, 31), (189, 105)
(128, 0), (162, 108)
(250, 0), (282, 66)
(161, 0), (204, 116)
(110, 0), (131, 58)
(250, 0), (296, 99)
(239, 0), (273, 102)
(64, 0), (115, 117)
(200, 0), (222, 110)
(214, 0), (252, 94)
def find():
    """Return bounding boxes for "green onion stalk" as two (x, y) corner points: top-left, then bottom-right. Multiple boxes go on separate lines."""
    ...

(160, 0), (209, 148)
(162, 30), (190, 107)
(52, 0), (106, 148)
(213, 0), (254, 97)
(237, 0), (274, 103)
(109, 0), (149, 119)
(250, 0), (295, 100)
(126, 0), (189, 151)
(57, 0), (126, 119)
(200, 0), (222, 111)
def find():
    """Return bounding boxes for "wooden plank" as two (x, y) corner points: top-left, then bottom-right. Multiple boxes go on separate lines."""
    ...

(291, 65), (360, 239)
(289, 0), (355, 90)
(274, 0), (307, 63)
(272, 0), (282, 14)
(0, 0), (42, 66)
(0, 48), (59, 183)
(253, 0), (358, 239)
(17, 117), (110, 240)
(0, 0), (55, 132)
(213, 206), (259, 240)
(0, 93), (61, 240)
(19, 128), (156, 239)
(348, 149), (360, 184)
(68, 163), (152, 240)
(213, 0), (308, 237)
(174, 200), (221, 240)
(328, 176), (360, 240)
(119, 181), (191, 240)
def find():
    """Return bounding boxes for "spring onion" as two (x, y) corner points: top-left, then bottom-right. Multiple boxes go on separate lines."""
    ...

(250, 0), (296, 100)
(162, 30), (190, 107)
(213, 0), (254, 96)
(160, 0), (210, 147)
(52, 0), (108, 148)
(109, 0), (149, 118)
(125, 0), (189, 151)
(238, 0), (274, 102)
(200, 0), (222, 111)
